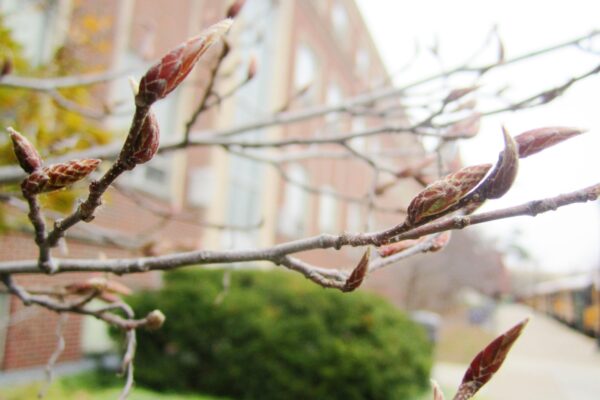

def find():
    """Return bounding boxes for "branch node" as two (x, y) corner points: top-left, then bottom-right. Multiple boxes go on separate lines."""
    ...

(453, 216), (471, 229)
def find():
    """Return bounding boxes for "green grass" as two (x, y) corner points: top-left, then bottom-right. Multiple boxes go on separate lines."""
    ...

(0, 370), (435, 400)
(435, 323), (496, 364)
(0, 371), (230, 400)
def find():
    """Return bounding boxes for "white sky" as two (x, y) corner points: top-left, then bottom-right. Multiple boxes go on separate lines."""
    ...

(357, 0), (600, 273)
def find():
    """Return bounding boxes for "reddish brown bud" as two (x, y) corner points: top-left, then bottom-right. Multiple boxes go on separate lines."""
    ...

(226, 0), (246, 18)
(444, 113), (481, 139)
(105, 280), (133, 296)
(430, 231), (451, 252)
(8, 127), (43, 173)
(514, 126), (585, 158)
(246, 55), (257, 81)
(130, 111), (160, 164)
(21, 159), (101, 196)
(444, 86), (479, 104)
(98, 292), (121, 303)
(378, 239), (420, 258)
(478, 127), (519, 199)
(66, 277), (132, 302)
(136, 19), (233, 107)
(343, 249), (370, 292)
(407, 163), (492, 225)
(454, 319), (528, 400)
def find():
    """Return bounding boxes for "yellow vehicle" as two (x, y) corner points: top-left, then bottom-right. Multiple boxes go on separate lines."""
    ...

(524, 274), (599, 337)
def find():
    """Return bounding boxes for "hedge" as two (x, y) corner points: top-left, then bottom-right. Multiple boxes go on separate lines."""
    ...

(125, 268), (432, 400)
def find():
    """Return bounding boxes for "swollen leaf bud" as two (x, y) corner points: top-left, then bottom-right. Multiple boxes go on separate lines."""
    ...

(430, 231), (452, 252)
(378, 239), (419, 258)
(145, 309), (166, 330)
(407, 163), (492, 225)
(21, 159), (101, 196)
(514, 126), (585, 158)
(130, 111), (160, 165)
(98, 292), (121, 303)
(226, 0), (246, 18)
(443, 85), (479, 104)
(343, 249), (370, 292)
(246, 55), (257, 81)
(8, 127), (43, 173)
(478, 127), (519, 199)
(444, 113), (481, 139)
(136, 19), (233, 107)
(455, 319), (528, 400)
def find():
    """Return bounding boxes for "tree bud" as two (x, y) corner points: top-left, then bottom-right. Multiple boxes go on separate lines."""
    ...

(226, 0), (246, 18)
(478, 127), (518, 199)
(130, 111), (160, 165)
(407, 163), (492, 225)
(514, 126), (585, 158)
(136, 19), (233, 107)
(145, 309), (166, 330)
(246, 55), (257, 81)
(8, 127), (43, 173)
(21, 159), (101, 196)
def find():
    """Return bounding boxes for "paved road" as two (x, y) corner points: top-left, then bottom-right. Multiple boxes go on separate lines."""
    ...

(433, 303), (600, 400)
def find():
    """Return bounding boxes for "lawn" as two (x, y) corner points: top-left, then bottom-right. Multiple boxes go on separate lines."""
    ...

(0, 370), (436, 399)
(0, 371), (230, 400)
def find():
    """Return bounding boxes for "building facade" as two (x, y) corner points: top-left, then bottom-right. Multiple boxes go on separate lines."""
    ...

(0, 0), (428, 372)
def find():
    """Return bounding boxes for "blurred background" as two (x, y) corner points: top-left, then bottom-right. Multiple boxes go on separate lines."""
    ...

(0, 0), (598, 399)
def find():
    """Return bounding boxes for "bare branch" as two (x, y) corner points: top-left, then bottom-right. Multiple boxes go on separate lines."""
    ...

(0, 183), (596, 277)
(0, 69), (137, 91)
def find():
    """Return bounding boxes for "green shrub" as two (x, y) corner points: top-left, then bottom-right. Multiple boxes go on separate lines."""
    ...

(125, 269), (432, 400)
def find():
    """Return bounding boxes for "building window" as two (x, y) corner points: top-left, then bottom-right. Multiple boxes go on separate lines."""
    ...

(279, 165), (309, 237)
(0, 0), (68, 66)
(325, 82), (343, 126)
(346, 203), (362, 232)
(293, 43), (319, 103)
(355, 47), (370, 76)
(187, 167), (215, 208)
(318, 185), (338, 233)
(349, 117), (367, 152)
(331, 1), (350, 48)
(224, 155), (263, 248)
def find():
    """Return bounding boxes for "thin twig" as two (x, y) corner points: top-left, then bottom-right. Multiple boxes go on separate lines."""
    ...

(1, 183), (597, 276)
(38, 313), (68, 399)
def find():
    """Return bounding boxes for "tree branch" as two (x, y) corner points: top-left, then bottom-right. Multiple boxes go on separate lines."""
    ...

(0, 183), (596, 276)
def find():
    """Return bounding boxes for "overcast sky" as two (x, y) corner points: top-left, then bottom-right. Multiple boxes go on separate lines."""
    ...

(357, 0), (600, 274)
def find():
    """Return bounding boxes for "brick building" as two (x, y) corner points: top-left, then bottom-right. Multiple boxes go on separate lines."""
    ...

(0, 0), (433, 373)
